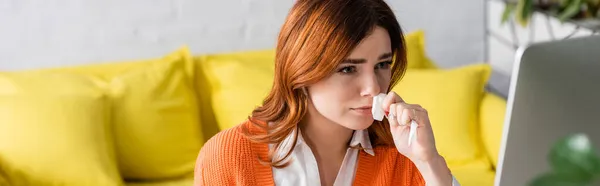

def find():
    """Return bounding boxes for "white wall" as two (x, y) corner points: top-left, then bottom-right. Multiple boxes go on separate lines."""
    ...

(0, 0), (485, 71)
(393, 0), (486, 69)
(485, 0), (599, 96)
(486, 0), (598, 75)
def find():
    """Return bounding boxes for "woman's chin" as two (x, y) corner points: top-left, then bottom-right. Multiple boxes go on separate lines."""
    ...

(341, 118), (374, 130)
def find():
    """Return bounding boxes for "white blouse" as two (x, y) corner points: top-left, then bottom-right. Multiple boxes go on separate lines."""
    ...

(270, 129), (461, 186)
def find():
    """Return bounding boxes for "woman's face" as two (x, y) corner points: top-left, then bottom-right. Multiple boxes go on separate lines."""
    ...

(307, 26), (393, 130)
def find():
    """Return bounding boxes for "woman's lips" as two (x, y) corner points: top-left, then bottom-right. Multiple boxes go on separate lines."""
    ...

(351, 107), (373, 116)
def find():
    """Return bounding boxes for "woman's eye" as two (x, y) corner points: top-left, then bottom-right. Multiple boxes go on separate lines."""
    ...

(376, 61), (392, 70)
(337, 66), (357, 74)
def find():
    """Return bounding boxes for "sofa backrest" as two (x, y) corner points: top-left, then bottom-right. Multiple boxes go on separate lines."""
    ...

(19, 29), (509, 171)
(479, 92), (507, 169)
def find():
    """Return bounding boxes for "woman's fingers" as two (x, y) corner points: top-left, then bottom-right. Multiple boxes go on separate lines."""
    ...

(392, 103), (426, 126)
(381, 91), (404, 113)
(387, 103), (398, 126)
(388, 103), (397, 120)
(379, 91), (428, 128)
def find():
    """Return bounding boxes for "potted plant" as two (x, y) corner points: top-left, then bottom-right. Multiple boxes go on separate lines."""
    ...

(502, 0), (600, 27)
(529, 133), (600, 186)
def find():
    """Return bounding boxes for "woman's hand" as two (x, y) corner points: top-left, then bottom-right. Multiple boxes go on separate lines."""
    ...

(381, 91), (439, 163)
(381, 92), (455, 185)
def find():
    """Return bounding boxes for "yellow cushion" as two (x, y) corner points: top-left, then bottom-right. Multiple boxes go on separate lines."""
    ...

(196, 50), (275, 130)
(0, 72), (122, 186)
(404, 30), (437, 69)
(38, 59), (155, 81)
(451, 163), (496, 186)
(37, 51), (195, 82)
(109, 47), (203, 180)
(480, 93), (507, 168)
(125, 177), (193, 186)
(391, 64), (491, 166)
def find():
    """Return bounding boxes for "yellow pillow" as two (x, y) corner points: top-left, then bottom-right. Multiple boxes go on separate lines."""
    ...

(197, 50), (275, 130)
(450, 163), (496, 186)
(391, 64), (491, 166)
(0, 72), (123, 186)
(109, 47), (203, 180)
(480, 92), (507, 168)
(404, 30), (438, 69)
(37, 59), (155, 81)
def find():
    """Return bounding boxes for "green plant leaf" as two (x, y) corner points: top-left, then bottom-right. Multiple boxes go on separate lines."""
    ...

(515, 0), (535, 27)
(561, 0), (574, 8)
(529, 172), (591, 186)
(558, 0), (584, 21)
(549, 134), (600, 179)
(502, 4), (517, 25)
(530, 133), (600, 186)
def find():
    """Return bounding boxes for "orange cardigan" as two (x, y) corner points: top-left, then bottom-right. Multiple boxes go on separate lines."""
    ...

(194, 120), (426, 186)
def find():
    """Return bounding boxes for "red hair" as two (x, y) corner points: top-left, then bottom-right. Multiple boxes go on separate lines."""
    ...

(242, 0), (407, 168)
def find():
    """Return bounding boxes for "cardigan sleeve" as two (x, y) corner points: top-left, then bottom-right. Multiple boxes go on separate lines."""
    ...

(193, 128), (242, 185)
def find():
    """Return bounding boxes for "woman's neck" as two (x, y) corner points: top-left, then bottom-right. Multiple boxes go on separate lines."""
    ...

(299, 114), (354, 159)
(298, 104), (356, 186)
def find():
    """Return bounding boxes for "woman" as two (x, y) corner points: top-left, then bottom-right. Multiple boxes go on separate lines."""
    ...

(194, 0), (459, 185)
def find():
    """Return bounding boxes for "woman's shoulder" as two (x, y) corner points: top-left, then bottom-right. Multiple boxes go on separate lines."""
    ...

(196, 119), (270, 162)
(199, 120), (258, 158)
(194, 120), (267, 185)
(194, 121), (262, 185)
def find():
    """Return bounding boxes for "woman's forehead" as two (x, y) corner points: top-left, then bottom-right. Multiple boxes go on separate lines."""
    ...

(346, 27), (392, 61)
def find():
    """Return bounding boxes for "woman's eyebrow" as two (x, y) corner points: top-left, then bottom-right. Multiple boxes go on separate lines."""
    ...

(342, 59), (366, 64)
(378, 52), (393, 60)
(342, 52), (393, 64)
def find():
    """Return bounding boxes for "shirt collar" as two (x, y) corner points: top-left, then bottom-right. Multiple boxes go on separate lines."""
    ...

(277, 128), (375, 157)
(349, 129), (375, 156)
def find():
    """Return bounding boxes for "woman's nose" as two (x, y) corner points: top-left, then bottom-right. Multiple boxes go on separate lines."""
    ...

(359, 73), (381, 97)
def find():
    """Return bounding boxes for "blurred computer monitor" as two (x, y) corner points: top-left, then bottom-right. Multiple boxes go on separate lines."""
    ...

(495, 35), (600, 186)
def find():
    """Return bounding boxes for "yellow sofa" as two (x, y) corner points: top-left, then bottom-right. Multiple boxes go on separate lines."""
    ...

(0, 31), (506, 186)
